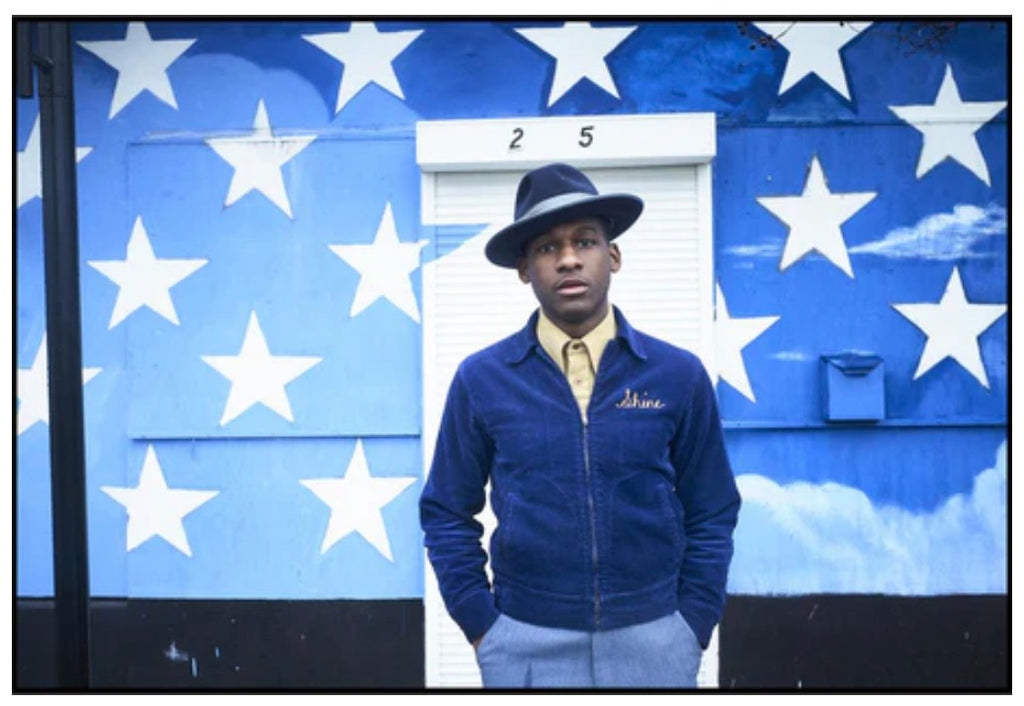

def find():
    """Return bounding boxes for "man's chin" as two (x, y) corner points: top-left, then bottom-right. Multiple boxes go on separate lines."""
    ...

(543, 300), (601, 325)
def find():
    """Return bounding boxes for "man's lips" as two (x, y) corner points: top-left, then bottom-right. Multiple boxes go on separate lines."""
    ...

(556, 279), (588, 296)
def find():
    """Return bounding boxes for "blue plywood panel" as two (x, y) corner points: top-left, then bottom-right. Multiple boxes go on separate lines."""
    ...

(727, 428), (1006, 595)
(87, 436), (423, 598)
(714, 122), (1007, 422)
(114, 138), (423, 438)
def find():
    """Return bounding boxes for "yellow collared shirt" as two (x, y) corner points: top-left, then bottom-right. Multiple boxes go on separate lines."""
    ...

(536, 306), (617, 422)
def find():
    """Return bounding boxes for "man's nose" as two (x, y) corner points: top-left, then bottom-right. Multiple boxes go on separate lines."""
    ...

(556, 243), (582, 270)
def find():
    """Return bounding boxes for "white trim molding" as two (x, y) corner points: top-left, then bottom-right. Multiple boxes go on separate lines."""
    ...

(417, 112), (716, 172)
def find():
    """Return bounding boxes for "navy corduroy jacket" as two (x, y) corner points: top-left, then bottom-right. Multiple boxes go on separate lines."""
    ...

(420, 307), (740, 649)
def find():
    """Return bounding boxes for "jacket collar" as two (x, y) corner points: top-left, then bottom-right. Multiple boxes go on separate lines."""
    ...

(505, 305), (648, 365)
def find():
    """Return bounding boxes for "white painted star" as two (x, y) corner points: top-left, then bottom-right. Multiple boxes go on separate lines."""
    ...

(201, 311), (322, 426)
(889, 63), (1007, 186)
(204, 99), (317, 219)
(329, 202), (428, 323)
(755, 21), (870, 101)
(101, 445), (218, 556)
(303, 21), (423, 114)
(77, 21), (195, 119)
(516, 21), (637, 107)
(87, 216), (207, 329)
(892, 267), (1006, 388)
(713, 283), (780, 403)
(17, 115), (92, 208)
(300, 439), (417, 561)
(757, 156), (876, 278)
(17, 334), (101, 436)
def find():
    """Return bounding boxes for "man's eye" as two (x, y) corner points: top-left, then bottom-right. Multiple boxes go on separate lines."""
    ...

(577, 238), (596, 248)
(536, 243), (556, 254)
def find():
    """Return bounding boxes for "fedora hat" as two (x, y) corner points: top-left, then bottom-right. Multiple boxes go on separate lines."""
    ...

(485, 163), (644, 268)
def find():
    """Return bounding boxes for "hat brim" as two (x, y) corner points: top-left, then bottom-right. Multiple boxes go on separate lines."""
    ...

(485, 193), (644, 268)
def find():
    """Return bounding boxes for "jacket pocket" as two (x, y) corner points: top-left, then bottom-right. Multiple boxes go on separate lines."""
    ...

(490, 480), (587, 595)
(604, 472), (685, 592)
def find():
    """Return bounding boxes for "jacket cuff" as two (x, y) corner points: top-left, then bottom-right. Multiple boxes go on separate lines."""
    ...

(678, 602), (716, 650)
(451, 589), (501, 644)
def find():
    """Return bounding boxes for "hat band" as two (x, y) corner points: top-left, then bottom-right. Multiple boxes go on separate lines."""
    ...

(519, 191), (595, 220)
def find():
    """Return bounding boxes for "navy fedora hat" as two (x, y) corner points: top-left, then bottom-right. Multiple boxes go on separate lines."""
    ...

(485, 163), (644, 268)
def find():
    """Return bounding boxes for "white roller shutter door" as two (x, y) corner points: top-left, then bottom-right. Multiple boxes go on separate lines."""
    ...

(418, 114), (717, 687)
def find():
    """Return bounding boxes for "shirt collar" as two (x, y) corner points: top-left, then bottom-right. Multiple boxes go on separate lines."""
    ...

(506, 305), (647, 365)
(536, 305), (616, 372)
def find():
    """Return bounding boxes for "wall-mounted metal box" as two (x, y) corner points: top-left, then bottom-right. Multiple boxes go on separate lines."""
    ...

(821, 353), (885, 422)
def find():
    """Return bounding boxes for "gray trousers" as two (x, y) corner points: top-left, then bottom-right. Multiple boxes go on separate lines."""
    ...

(474, 611), (703, 689)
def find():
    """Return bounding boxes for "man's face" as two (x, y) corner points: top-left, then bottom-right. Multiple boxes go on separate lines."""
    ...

(517, 217), (621, 337)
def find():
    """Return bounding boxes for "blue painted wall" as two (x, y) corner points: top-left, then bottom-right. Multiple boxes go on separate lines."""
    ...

(16, 20), (1006, 609)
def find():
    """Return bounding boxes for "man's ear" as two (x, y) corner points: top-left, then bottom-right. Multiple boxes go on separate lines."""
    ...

(517, 260), (530, 284)
(609, 243), (622, 273)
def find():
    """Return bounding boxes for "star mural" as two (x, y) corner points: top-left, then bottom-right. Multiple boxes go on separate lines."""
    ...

(754, 20), (871, 100)
(515, 21), (637, 106)
(204, 99), (317, 219)
(77, 21), (195, 119)
(201, 311), (322, 426)
(16, 334), (101, 437)
(328, 202), (428, 323)
(757, 155), (877, 277)
(87, 216), (208, 329)
(713, 283), (780, 403)
(101, 444), (219, 556)
(14, 20), (1008, 631)
(302, 22), (423, 113)
(889, 63), (1007, 186)
(300, 439), (417, 561)
(17, 116), (92, 208)
(892, 266), (1006, 388)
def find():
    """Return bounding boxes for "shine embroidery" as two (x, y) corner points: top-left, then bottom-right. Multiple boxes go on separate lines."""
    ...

(614, 388), (665, 409)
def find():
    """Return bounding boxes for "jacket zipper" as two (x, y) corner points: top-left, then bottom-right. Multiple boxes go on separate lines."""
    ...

(539, 343), (602, 629)
(582, 418), (600, 628)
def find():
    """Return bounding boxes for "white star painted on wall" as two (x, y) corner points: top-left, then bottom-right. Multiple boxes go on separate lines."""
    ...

(77, 21), (195, 119)
(713, 284), (780, 403)
(754, 21), (871, 101)
(204, 99), (317, 219)
(17, 334), (101, 437)
(101, 445), (218, 556)
(87, 216), (207, 329)
(757, 156), (876, 278)
(889, 63), (1007, 186)
(302, 22), (423, 114)
(201, 311), (322, 426)
(300, 439), (417, 561)
(329, 202), (428, 323)
(17, 116), (92, 208)
(515, 21), (637, 107)
(892, 267), (1006, 388)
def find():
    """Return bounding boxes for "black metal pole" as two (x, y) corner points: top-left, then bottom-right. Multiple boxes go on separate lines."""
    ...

(16, 22), (34, 98)
(35, 20), (91, 689)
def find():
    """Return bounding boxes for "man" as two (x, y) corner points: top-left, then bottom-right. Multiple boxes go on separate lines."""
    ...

(419, 163), (740, 688)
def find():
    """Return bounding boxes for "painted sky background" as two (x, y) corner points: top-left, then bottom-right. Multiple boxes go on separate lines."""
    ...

(730, 439), (1006, 594)
(16, 20), (1007, 599)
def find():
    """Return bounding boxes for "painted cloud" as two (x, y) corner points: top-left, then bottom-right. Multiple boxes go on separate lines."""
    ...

(849, 203), (1005, 260)
(728, 439), (1006, 595)
(728, 203), (1005, 261)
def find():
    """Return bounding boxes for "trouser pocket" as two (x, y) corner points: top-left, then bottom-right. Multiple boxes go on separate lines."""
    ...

(474, 613), (509, 662)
